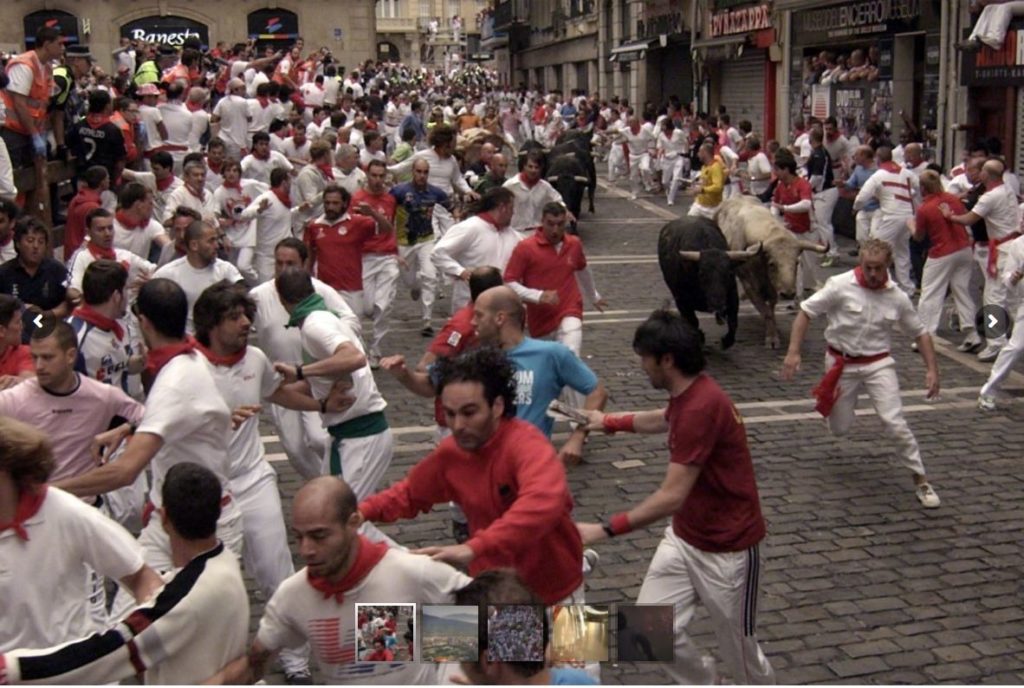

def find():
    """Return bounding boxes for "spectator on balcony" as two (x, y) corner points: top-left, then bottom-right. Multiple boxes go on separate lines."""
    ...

(451, 15), (463, 43)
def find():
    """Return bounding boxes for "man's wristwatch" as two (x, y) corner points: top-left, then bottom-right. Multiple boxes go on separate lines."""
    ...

(295, 364), (304, 381)
(600, 518), (616, 538)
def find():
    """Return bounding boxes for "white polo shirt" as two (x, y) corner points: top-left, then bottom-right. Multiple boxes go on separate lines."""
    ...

(113, 216), (167, 260)
(206, 347), (281, 490)
(257, 548), (471, 684)
(973, 183), (1021, 241)
(212, 95), (251, 152)
(0, 486), (144, 651)
(161, 184), (219, 224)
(800, 270), (926, 356)
(251, 278), (360, 363)
(300, 310), (385, 427)
(136, 352), (234, 508)
(241, 151), (294, 186)
(152, 257), (243, 334)
(502, 175), (566, 232)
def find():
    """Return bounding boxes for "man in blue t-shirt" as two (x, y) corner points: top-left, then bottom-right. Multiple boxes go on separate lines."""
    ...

(472, 285), (607, 465)
(389, 158), (453, 334)
(839, 145), (880, 254)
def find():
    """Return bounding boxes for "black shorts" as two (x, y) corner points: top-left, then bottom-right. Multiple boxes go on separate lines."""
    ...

(0, 127), (35, 169)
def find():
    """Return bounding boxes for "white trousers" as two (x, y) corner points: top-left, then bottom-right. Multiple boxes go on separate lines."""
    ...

(823, 355), (927, 476)
(255, 252), (276, 285)
(229, 246), (258, 287)
(793, 226), (826, 295)
(340, 290), (364, 323)
(628, 154), (653, 195)
(813, 187), (839, 256)
(0, 136), (15, 200)
(269, 405), (328, 481)
(233, 467), (311, 676)
(324, 427), (394, 502)
(539, 316), (585, 411)
(969, 1), (1024, 49)
(917, 247), (977, 335)
(607, 144), (627, 182)
(870, 212), (915, 295)
(978, 244), (1012, 346)
(662, 156), (686, 204)
(687, 202), (719, 220)
(855, 209), (875, 244)
(432, 203), (455, 239)
(361, 254), (400, 358)
(637, 527), (775, 685)
(981, 298), (1024, 397)
(399, 240), (438, 323)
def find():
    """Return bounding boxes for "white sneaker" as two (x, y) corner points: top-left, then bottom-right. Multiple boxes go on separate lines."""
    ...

(666, 199), (674, 206)
(957, 333), (982, 353)
(629, 193), (638, 200)
(916, 482), (941, 508)
(977, 343), (1002, 362)
(978, 394), (997, 411)
(582, 548), (600, 576)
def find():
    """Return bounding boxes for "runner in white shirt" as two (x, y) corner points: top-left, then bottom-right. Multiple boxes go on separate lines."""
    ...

(502, 151), (571, 232)
(136, 84), (167, 154)
(68, 207), (156, 300)
(110, 182), (171, 261)
(745, 138), (774, 198)
(54, 278), (245, 580)
(240, 168), (310, 283)
(186, 87), (212, 153)
(0, 416), (162, 652)
(209, 477), (471, 685)
(213, 160), (266, 286)
(280, 129), (312, 166)
(211, 79), (252, 159)
(121, 153), (183, 226)
(251, 238), (360, 481)
(782, 239), (942, 509)
(942, 157), (1023, 361)
(657, 120), (689, 206)
(153, 221), (243, 334)
(853, 146), (919, 295)
(300, 78), (326, 109)
(242, 132), (294, 186)
(157, 83), (193, 173)
(248, 84), (285, 135)
(621, 116), (656, 199)
(273, 269), (393, 500)
(432, 188), (523, 311)
(334, 144), (368, 196)
(161, 160), (219, 224)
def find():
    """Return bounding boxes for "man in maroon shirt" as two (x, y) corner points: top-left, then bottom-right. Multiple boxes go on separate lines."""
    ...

(64, 166), (109, 259)
(576, 310), (774, 685)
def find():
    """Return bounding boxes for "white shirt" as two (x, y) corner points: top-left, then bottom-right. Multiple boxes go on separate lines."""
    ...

(747, 152), (773, 196)
(502, 175), (565, 232)
(247, 98), (285, 134)
(280, 137), (312, 164)
(162, 184), (219, 224)
(138, 104), (164, 150)
(212, 95), (251, 152)
(800, 269), (926, 356)
(300, 83), (325, 107)
(240, 189), (299, 259)
(389, 149), (470, 195)
(794, 132), (811, 166)
(68, 244), (155, 294)
(0, 239), (15, 263)
(432, 215), (524, 308)
(946, 172), (972, 197)
(126, 171), (183, 223)
(300, 310), (385, 427)
(152, 257), (243, 333)
(0, 487), (144, 651)
(853, 165), (918, 218)
(251, 278), (360, 364)
(212, 180), (267, 248)
(621, 126), (656, 157)
(334, 166), (366, 196)
(241, 151), (294, 186)
(657, 129), (687, 159)
(823, 135), (852, 171)
(158, 101), (192, 159)
(257, 548), (470, 684)
(136, 352), (234, 507)
(188, 109), (211, 152)
(113, 215), (167, 260)
(973, 183), (1022, 240)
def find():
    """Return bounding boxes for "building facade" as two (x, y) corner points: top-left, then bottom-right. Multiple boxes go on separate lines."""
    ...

(375, 0), (491, 69)
(6, 1), (377, 77)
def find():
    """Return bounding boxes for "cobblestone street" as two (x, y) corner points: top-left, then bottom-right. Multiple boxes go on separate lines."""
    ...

(256, 182), (1024, 684)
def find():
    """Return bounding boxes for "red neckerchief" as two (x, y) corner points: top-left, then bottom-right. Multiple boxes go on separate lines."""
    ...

(87, 241), (118, 261)
(186, 100), (204, 112)
(0, 485), (47, 541)
(256, 96), (270, 109)
(519, 172), (539, 189)
(477, 211), (501, 229)
(272, 187), (292, 208)
(145, 336), (198, 378)
(197, 341), (247, 367)
(854, 266), (888, 290)
(115, 210), (148, 230)
(879, 162), (901, 174)
(306, 536), (388, 603)
(85, 113), (112, 128)
(185, 184), (205, 201)
(73, 304), (124, 341)
(316, 163), (335, 181)
(222, 180), (241, 191)
(155, 175), (176, 192)
(826, 130), (840, 142)
(207, 160), (223, 175)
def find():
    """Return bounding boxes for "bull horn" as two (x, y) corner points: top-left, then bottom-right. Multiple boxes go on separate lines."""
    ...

(678, 250), (701, 262)
(797, 240), (828, 254)
(726, 242), (763, 260)
(546, 176), (558, 182)
(573, 175), (589, 183)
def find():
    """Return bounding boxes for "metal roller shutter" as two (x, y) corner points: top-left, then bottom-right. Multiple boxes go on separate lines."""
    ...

(718, 50), (766, 135)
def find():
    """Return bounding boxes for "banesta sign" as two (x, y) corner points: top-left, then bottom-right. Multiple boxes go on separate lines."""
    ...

(120, 16), (209, 47)
(708, 4), (771, 38)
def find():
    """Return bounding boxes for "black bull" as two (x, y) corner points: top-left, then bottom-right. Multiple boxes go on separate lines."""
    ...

(517, 133), (597, 216)
(657, 217), (761, 349)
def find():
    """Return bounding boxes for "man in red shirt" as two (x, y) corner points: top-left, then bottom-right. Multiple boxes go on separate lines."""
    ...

(64, 166), (109, 258)
(360, 347), (585, 606)
(912, 169), (979, 350)
(304, 185), (380, 317)
(365, 639), (393, 662)
(0, 294), (33, 388)
(772, 149), (823, 298)
(576, 310), (774, 685)
(353, 160), (398, 368)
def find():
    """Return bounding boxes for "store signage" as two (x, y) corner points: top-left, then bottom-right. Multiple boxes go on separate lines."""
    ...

(637, 0), (685, 39)
(961, 29), (1024, 85)
(708, 4), (771, 38)
(796, 0), (920, 41)
(248, 9), (300, 43)
(120, 16), (209, 47)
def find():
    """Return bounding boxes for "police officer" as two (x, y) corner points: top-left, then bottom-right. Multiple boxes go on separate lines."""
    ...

(50, 44), (93, 160)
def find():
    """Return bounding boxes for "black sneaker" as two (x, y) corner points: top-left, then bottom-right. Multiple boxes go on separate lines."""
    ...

(452, 520), (470, 544)
(285, 671), (314, 685)
(420, 324), (435, 337)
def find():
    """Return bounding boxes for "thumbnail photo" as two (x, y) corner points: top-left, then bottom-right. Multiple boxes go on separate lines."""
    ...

(485, 604), (545, 662)
(356, 604), (415, 662)
(616, 604), (674, 662)
(551, 605), (610, 662)
(421, 605), (479, 662)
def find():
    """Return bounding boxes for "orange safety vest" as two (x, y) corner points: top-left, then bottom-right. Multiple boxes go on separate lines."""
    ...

(1, 51), (53, 135)
(161, 63), (190, 85)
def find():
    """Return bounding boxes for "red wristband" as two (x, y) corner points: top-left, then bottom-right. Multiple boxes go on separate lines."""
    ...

(603, 413), (636, 433)
(609, 512), (633, 536)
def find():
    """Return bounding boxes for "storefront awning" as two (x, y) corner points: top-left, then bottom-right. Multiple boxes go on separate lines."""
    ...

(692, 34), (746, 50)
(609, 37), (657, 62)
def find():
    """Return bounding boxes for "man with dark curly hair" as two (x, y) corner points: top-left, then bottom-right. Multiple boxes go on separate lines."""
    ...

(358, 346), (584, 605)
